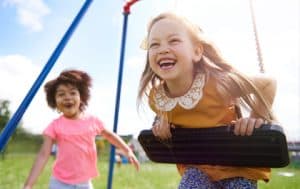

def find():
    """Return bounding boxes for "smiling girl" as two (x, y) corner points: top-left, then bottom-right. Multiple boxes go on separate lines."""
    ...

(138, 12), (277, 189)
(24, 69), (139, 189)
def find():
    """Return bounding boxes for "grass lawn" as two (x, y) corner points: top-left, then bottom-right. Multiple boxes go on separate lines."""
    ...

(0, 153), (299, 189)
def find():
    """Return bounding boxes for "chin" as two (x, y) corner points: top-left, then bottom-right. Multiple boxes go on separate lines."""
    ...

(161, 72), (179, 80)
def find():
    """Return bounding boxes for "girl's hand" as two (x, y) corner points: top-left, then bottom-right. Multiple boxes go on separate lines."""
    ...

(126, 151), (140, 171)
(152, 117), (173, 140)
(23, 186), (32, 189)
(232, 117), (265, 136)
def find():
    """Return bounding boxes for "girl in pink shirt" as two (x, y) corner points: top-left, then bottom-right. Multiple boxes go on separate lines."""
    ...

(23, 69), (140, 189)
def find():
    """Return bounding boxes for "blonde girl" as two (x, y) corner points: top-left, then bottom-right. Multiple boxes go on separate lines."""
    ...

(137, 12), (276, 189)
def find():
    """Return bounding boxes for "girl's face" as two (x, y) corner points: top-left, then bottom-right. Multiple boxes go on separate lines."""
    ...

(147, 18), (202, 82)
(55, 83), (81, 119)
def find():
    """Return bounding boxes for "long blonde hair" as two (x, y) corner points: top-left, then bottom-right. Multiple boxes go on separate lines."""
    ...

(137, 12), (275, 121)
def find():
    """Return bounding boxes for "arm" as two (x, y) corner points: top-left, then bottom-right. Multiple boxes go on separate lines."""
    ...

(23, 136), (53, 189)
(233, 75), (277, 136)
(101, 128), (140, 171)
(251, 75), (277, 116)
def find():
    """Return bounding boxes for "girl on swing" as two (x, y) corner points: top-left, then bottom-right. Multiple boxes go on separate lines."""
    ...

(137, 12), (277, 188)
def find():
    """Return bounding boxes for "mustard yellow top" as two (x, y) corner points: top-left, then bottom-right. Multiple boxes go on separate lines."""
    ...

(149, 74), (270, 181)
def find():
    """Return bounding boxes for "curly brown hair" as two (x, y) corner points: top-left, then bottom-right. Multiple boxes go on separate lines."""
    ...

(44, 69), (92, 111)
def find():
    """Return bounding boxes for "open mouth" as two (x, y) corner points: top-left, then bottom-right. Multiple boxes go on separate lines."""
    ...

(158, 58), (176, 69)
(63, 103), (74, 109)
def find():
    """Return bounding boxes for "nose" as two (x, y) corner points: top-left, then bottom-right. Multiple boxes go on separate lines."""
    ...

(158, 42), (170, 54)
(63, 93), (72, 100)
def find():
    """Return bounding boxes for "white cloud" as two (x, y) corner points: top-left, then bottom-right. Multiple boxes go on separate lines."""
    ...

(0, 54), (58, 134)
(0, 54), (39, 95)
(0, 55), (39, 129)
(0, 54), (151, 136)
(2, 0), (50, 32)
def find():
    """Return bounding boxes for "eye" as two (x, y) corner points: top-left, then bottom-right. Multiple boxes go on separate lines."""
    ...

(149, 42), (159, 49)
(169, 38), (180, 44)
(70, 90), (78, 96)
(56, 92), (65, 97)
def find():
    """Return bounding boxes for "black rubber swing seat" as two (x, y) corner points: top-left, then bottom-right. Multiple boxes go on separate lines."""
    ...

(138, 124), (290, 168)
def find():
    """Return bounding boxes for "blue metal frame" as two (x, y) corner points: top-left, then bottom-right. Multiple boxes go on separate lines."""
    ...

(106, 12), (129, 189)
(0, 0), (93, 151)
(106, 1), (139, 188)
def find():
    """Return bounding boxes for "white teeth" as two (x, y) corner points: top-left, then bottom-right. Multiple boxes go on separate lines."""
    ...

(158, 59), (175, 65)
(160, 62), (174, 66)
(160, 60), (173, 64)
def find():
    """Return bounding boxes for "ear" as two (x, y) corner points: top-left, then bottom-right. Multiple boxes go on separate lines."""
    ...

(193, 44), (203, 62)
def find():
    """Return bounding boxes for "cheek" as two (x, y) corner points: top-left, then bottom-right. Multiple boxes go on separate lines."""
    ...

(77, 96), (82, 104)
(148, 52), (156, 66)
(54, 97), (61, 104)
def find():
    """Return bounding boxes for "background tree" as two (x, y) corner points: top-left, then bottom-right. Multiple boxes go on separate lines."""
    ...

(0, 100), (10, 132)
(0, 99), (11, 159)
(0, 99), (43, 159)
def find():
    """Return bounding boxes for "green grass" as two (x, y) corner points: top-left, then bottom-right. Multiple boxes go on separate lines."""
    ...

(1, 153), (300, 189)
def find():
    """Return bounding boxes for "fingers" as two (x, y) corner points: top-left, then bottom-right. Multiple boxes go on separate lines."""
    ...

(130, 156), (140, 171)
(151, 117), (161, 136)
(127, 152), (140, 171)
(254, 118), (264, 129)
(233, 118), (266, 136)
(245, 118), (255, 136)
(151, 118), (172, 140)
(151, 122), (159, 136)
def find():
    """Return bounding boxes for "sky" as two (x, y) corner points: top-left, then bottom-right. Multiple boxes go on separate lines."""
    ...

(0, 0), (299, 141)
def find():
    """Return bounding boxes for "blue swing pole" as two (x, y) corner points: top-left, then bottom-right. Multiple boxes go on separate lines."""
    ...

(107, 1), (139, 189)
(0, 0), (93, 151)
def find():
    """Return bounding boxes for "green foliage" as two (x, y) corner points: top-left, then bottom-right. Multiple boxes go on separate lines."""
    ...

(0, 99), (40, 158)
(0, 99), (30, 138)
(0, 100), (11, 159)
(0, 100), (10, 132)
(6, 134), (43, 154)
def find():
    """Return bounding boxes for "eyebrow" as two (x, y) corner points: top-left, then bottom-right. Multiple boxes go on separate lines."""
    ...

(56, 86), (77, 92)
(149, 33), (181, 42)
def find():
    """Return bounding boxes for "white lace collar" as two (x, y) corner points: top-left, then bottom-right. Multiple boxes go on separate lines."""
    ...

(154, 73), (205, 111)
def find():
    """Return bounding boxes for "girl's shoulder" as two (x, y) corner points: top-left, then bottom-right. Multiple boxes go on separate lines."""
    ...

(82, 113), (105, 126)
(47, 115), (63, 126)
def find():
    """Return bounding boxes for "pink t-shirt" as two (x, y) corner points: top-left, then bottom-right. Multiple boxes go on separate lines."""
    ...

(43, 114), (104, 184)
